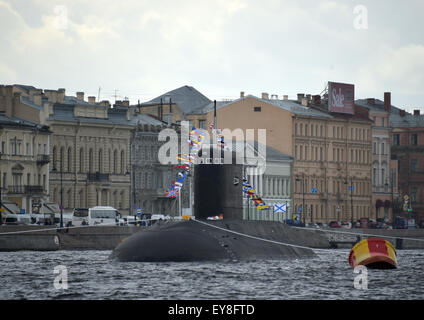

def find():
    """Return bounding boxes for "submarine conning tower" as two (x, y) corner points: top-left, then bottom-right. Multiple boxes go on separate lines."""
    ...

(193, 144), (243, 220)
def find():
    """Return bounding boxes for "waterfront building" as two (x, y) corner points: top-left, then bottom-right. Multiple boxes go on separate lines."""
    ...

(242, 141), (293, 222)
(355, 92), (400, 223)
(0, 85), (51, 214)
(130, 123), (184, 217)
(0, 84), (164, 215)
(201, 91), (373, 224)
(390, 109), (424, 223)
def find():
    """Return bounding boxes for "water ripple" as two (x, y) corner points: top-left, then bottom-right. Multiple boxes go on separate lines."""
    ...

(0, 249), (423, 299)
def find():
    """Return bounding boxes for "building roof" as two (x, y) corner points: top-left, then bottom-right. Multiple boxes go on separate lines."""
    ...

(390, 113), (424, 128)
(0, 113), (50, 132)
(47, 104), (164, 126)
(355, 98), (404, 115)
(202, 94), (333, 119)
(141, 85), (212, 114)
(20, 95), (44, 111)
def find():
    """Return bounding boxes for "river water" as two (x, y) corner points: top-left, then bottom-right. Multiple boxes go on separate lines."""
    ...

(0, 249), (422, 300)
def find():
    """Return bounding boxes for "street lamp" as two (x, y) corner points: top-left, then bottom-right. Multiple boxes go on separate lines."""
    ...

(344, 178), (354, 226)
(295, 174), (305, 225)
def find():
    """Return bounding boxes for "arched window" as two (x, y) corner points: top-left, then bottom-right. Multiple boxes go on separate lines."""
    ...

(52, 146), (57, 170)
(98, 149), (103, 173)
(108, 149), (112, 173)
(79, 148), (84, 172)
(67, 147), (72, 172)
(89, 148), (94, 173)
(113, 150), (118, 173)
(121, 150), (125, 174)
(60, 147), (65, 171)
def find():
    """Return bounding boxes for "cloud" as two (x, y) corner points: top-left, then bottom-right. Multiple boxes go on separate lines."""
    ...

(0, 0), (423, 108)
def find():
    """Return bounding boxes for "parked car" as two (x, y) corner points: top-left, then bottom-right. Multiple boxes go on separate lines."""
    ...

(329, 221), (341, 228)
(341, 222), (352, 229)
(419, 220), (424, 229)
(394, 217), (407, 229)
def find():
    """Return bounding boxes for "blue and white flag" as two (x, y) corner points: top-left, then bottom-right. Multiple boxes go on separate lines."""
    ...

(274, 203), (287, 213)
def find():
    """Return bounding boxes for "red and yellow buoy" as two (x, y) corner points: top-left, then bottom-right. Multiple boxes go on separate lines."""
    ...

(349, 238), (398, 269)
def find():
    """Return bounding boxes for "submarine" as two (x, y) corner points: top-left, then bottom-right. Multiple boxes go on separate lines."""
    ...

(110, 144), (327, 262)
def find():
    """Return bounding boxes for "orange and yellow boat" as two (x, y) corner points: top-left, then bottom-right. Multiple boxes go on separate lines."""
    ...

(348, 238), (398, 269)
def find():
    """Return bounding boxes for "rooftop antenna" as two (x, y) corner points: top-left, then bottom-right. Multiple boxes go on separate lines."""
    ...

(98, 86), (101, 102)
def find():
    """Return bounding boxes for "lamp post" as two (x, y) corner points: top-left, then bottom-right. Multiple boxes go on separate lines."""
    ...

(295, 174), (305, 225)
(345, 178), (354, 226)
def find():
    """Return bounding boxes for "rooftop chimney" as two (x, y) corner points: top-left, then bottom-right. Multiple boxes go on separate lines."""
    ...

(88, 96), (96, 104)
(400, 110), (406, 117)
(297, 93), (305, 102)
(414, 109), (420, 116)
(240, 91), (245, 98)
(306, 94), (311, 102)
(283, 95), (288, 100)
(313, 95), (321, 105)
(367, 98), (375, 105)
(301, 97), (308, 106)
(261, 92), (269, 100)
(384, 92), (391, 113)
(76, 92), (84, 101)
(58, 88), (65, 103)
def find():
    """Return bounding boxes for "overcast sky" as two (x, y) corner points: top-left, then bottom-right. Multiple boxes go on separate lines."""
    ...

(1, 0), (423, 112)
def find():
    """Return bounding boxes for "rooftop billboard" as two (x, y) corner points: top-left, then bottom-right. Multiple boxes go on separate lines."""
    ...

(328, 82), (355, 114)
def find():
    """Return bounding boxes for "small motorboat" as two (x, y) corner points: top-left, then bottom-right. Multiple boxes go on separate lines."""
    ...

(348, 238), (398, 269)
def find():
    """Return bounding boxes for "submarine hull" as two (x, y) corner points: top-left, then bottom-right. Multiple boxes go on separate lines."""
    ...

(110, 220), (319, 262)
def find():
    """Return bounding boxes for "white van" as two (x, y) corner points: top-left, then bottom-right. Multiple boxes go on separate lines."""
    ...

(3, 214), (33, 225)
(73, 206), (120, 226)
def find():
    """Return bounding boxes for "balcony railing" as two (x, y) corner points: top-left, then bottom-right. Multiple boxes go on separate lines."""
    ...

(36, 154), (50, 165)
(87, 172), (110, 182)
(7, 185), (45, 194)
(7, 185), (24, 194)
(25, 185), (44, 194)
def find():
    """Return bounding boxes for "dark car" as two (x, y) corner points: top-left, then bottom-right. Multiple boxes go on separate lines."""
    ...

(329, 221), (341, 228)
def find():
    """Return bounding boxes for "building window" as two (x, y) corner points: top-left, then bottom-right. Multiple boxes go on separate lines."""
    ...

(411, 134), (418, 146)
(79, 148), (84, 172)
(52, 146), (57, 169)
(411, 159), (418, 172)
(391, 168), (396, 189)
(393, 134), (400, 146)
(89, 149), (94, 173)
(382, 118), (385, 127)
(121, 150), (125, 174)
(411, 187), (418, 203)
(98, 149), (103, 173)
(253, 106), (261, 112)
(198, 120), (206, 129)
(113, 150), (118, 174)
(381, 143), (385, 155)
(373, 142), (377, 154)
(26, 143), (30, 156)
(67, 147), (72, 172)
(2, 172), (6, 189)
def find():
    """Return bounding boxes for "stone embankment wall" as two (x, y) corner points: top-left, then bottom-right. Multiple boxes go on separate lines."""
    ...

(0, 225), (140, 251)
